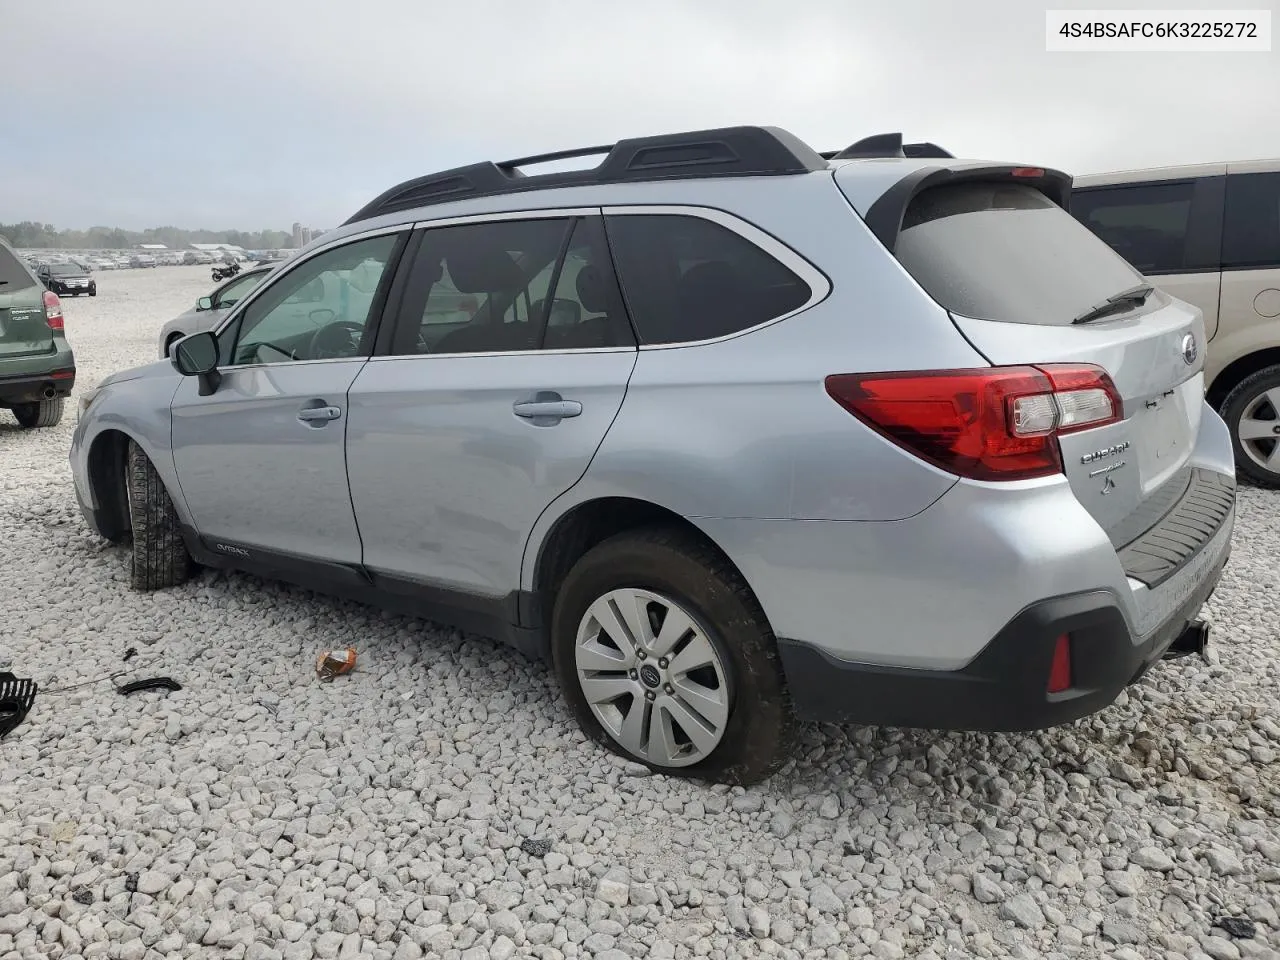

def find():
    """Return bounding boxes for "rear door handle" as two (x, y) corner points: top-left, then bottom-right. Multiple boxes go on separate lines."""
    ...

(513, 400), (582, 420)
(298, 405), (342, 423)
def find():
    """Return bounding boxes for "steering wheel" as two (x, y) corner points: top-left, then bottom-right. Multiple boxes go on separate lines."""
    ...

(308, 320), (365, 360)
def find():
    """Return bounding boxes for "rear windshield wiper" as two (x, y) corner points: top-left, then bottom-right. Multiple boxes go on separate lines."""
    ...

(1072, 283), (1155, 325)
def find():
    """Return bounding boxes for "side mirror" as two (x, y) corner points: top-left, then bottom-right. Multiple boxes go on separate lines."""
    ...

(196, 296), (213, 311)
(548, 298), (582, 327)
(171, 331), (222, 396)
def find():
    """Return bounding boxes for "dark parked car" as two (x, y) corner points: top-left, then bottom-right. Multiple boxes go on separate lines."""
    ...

(37, 262), (96, 297)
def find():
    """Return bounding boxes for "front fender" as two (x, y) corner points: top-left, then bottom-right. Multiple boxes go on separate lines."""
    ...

(71, 373), (188, 531)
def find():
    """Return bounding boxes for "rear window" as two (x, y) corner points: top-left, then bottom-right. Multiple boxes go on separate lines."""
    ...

(895, 182), (1143, 326)
(0, 245), (37, 291)
(1222, 172), (1280, 270)
(1069, 181), (1198, 273)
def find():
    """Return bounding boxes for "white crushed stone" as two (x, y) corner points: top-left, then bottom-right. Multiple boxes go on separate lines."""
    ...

(0, 264), (1278, 959)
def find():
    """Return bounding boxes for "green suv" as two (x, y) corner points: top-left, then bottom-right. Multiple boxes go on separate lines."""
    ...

(0, 237), (76, 428)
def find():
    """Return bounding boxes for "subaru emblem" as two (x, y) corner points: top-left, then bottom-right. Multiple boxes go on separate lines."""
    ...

(1181, 333), (1197, 366)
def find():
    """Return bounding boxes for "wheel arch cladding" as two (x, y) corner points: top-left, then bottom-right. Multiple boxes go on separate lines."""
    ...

(87, 428), (133, 541)
(531, 497), (771, 632)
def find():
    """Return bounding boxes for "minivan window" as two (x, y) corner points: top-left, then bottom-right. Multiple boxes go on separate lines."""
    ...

(1069, 181), (1196, 274)
(0, 245), (37, 290)
(1222, 172), (1280, 270)
(605, 214), (811, 345)
(896, 182), (1144, 327)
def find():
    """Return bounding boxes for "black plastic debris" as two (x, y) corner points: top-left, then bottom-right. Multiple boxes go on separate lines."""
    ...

(124, 873), (139, 894)
(116, 677), (182, 696)
(0, 672), (38, 740)
(1215, 916), (1257, 940)
(71, 886), (94, 905)
(122, 647), (138, 662)
(521, 837), (553, 857)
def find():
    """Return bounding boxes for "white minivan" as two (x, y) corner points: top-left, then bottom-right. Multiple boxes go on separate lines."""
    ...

(1072, 162), (1280, 487)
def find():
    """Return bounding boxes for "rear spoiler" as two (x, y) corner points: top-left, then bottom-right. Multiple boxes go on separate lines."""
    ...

(862, 164), (1074, 254)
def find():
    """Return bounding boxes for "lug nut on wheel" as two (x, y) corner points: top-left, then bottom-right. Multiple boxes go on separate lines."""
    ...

(628, 669), (637, 680)
(663, 684), (673, 695)
(645, 690), (656, 701)
(658, 657), (668, 668)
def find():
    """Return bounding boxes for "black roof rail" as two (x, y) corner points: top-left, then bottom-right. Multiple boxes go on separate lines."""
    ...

(829, 133), (955, 160)
(344, 126), (829, 225)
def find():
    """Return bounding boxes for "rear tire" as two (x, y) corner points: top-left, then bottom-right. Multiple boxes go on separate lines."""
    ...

(13, 398), (64, 429)
(125, 440), (193, 590)
(1221, 364), (1280, 489)
(551, 526), (794, 785)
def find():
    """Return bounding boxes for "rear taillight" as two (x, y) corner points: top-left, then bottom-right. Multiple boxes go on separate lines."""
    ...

(824, 364), (1122, 482)
(1047, 634), (1072, 693)
(43, 290), (64, 331)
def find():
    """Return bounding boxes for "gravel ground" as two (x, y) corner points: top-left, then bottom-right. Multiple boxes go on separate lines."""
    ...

(1, 265), (1278, 960)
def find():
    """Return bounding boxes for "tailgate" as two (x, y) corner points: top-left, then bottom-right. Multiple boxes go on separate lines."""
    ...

(878, 174), (1207, 545)
(952, 302), (1204, 538)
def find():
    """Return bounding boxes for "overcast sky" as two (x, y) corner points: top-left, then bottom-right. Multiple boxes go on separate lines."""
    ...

(4, 0), (1276, 231)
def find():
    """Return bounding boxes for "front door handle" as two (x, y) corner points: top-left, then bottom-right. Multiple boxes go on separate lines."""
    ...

(298, 405), (342, 423)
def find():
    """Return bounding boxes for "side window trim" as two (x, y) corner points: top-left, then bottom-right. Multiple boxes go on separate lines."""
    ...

(212, 226), (410, 369)
(600, 204), (832, 349)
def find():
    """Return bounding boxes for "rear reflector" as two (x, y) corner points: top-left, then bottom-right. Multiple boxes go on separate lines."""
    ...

(1011, 167), (1046, 178)
(50, 369), (75, 380)
(1047, 634), (1072, 693)
(43, 290), (64, 331)
(824, 364), (1123, 482)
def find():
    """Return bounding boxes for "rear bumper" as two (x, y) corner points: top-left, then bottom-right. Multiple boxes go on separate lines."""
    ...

(778, 510), (1232, 732)
(0, 369), (76, 405)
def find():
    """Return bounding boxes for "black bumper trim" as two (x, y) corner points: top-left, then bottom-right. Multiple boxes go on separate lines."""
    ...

(778, 548), (1228, 732)
(0, 370), (77, 404)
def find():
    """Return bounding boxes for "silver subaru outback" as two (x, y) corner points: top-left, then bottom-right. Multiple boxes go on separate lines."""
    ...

(70, 127), (1236, 783)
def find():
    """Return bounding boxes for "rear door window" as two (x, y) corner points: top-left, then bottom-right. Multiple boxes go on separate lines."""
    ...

(895, 181), (1143, 327)
(1070, 181), (1198, 274)
(604, 214), (812, 345)
(0, 245), (36, 291)
(1222, 172), (1280, 270)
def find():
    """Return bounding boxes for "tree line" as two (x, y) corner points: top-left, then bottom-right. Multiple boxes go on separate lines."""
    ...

(0, 221), (296, 251)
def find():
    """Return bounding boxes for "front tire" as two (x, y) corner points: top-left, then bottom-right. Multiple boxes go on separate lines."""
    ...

(13, 398), (64, 428)
(1222, 365), (1280, 488)
(551, 527), (794, 785)
(125, 440), (193, 590)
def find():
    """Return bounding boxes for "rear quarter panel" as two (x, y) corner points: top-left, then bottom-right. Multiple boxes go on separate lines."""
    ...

(519, 173), (991, 589)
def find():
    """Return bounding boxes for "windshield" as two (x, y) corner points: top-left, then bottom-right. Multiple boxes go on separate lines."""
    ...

(51, 264), (85, 276)
(895, 182), (1145, 326)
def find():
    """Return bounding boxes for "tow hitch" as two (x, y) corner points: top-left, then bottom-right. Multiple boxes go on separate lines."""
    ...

(1162, 619), (1211, 662)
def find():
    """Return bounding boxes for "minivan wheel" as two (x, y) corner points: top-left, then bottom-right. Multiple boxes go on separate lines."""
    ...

(125, 440), (193, 590)
(551, 527), (794, 785)
(1222, 365), (1280, 488)
(12, 398), (64, 428)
